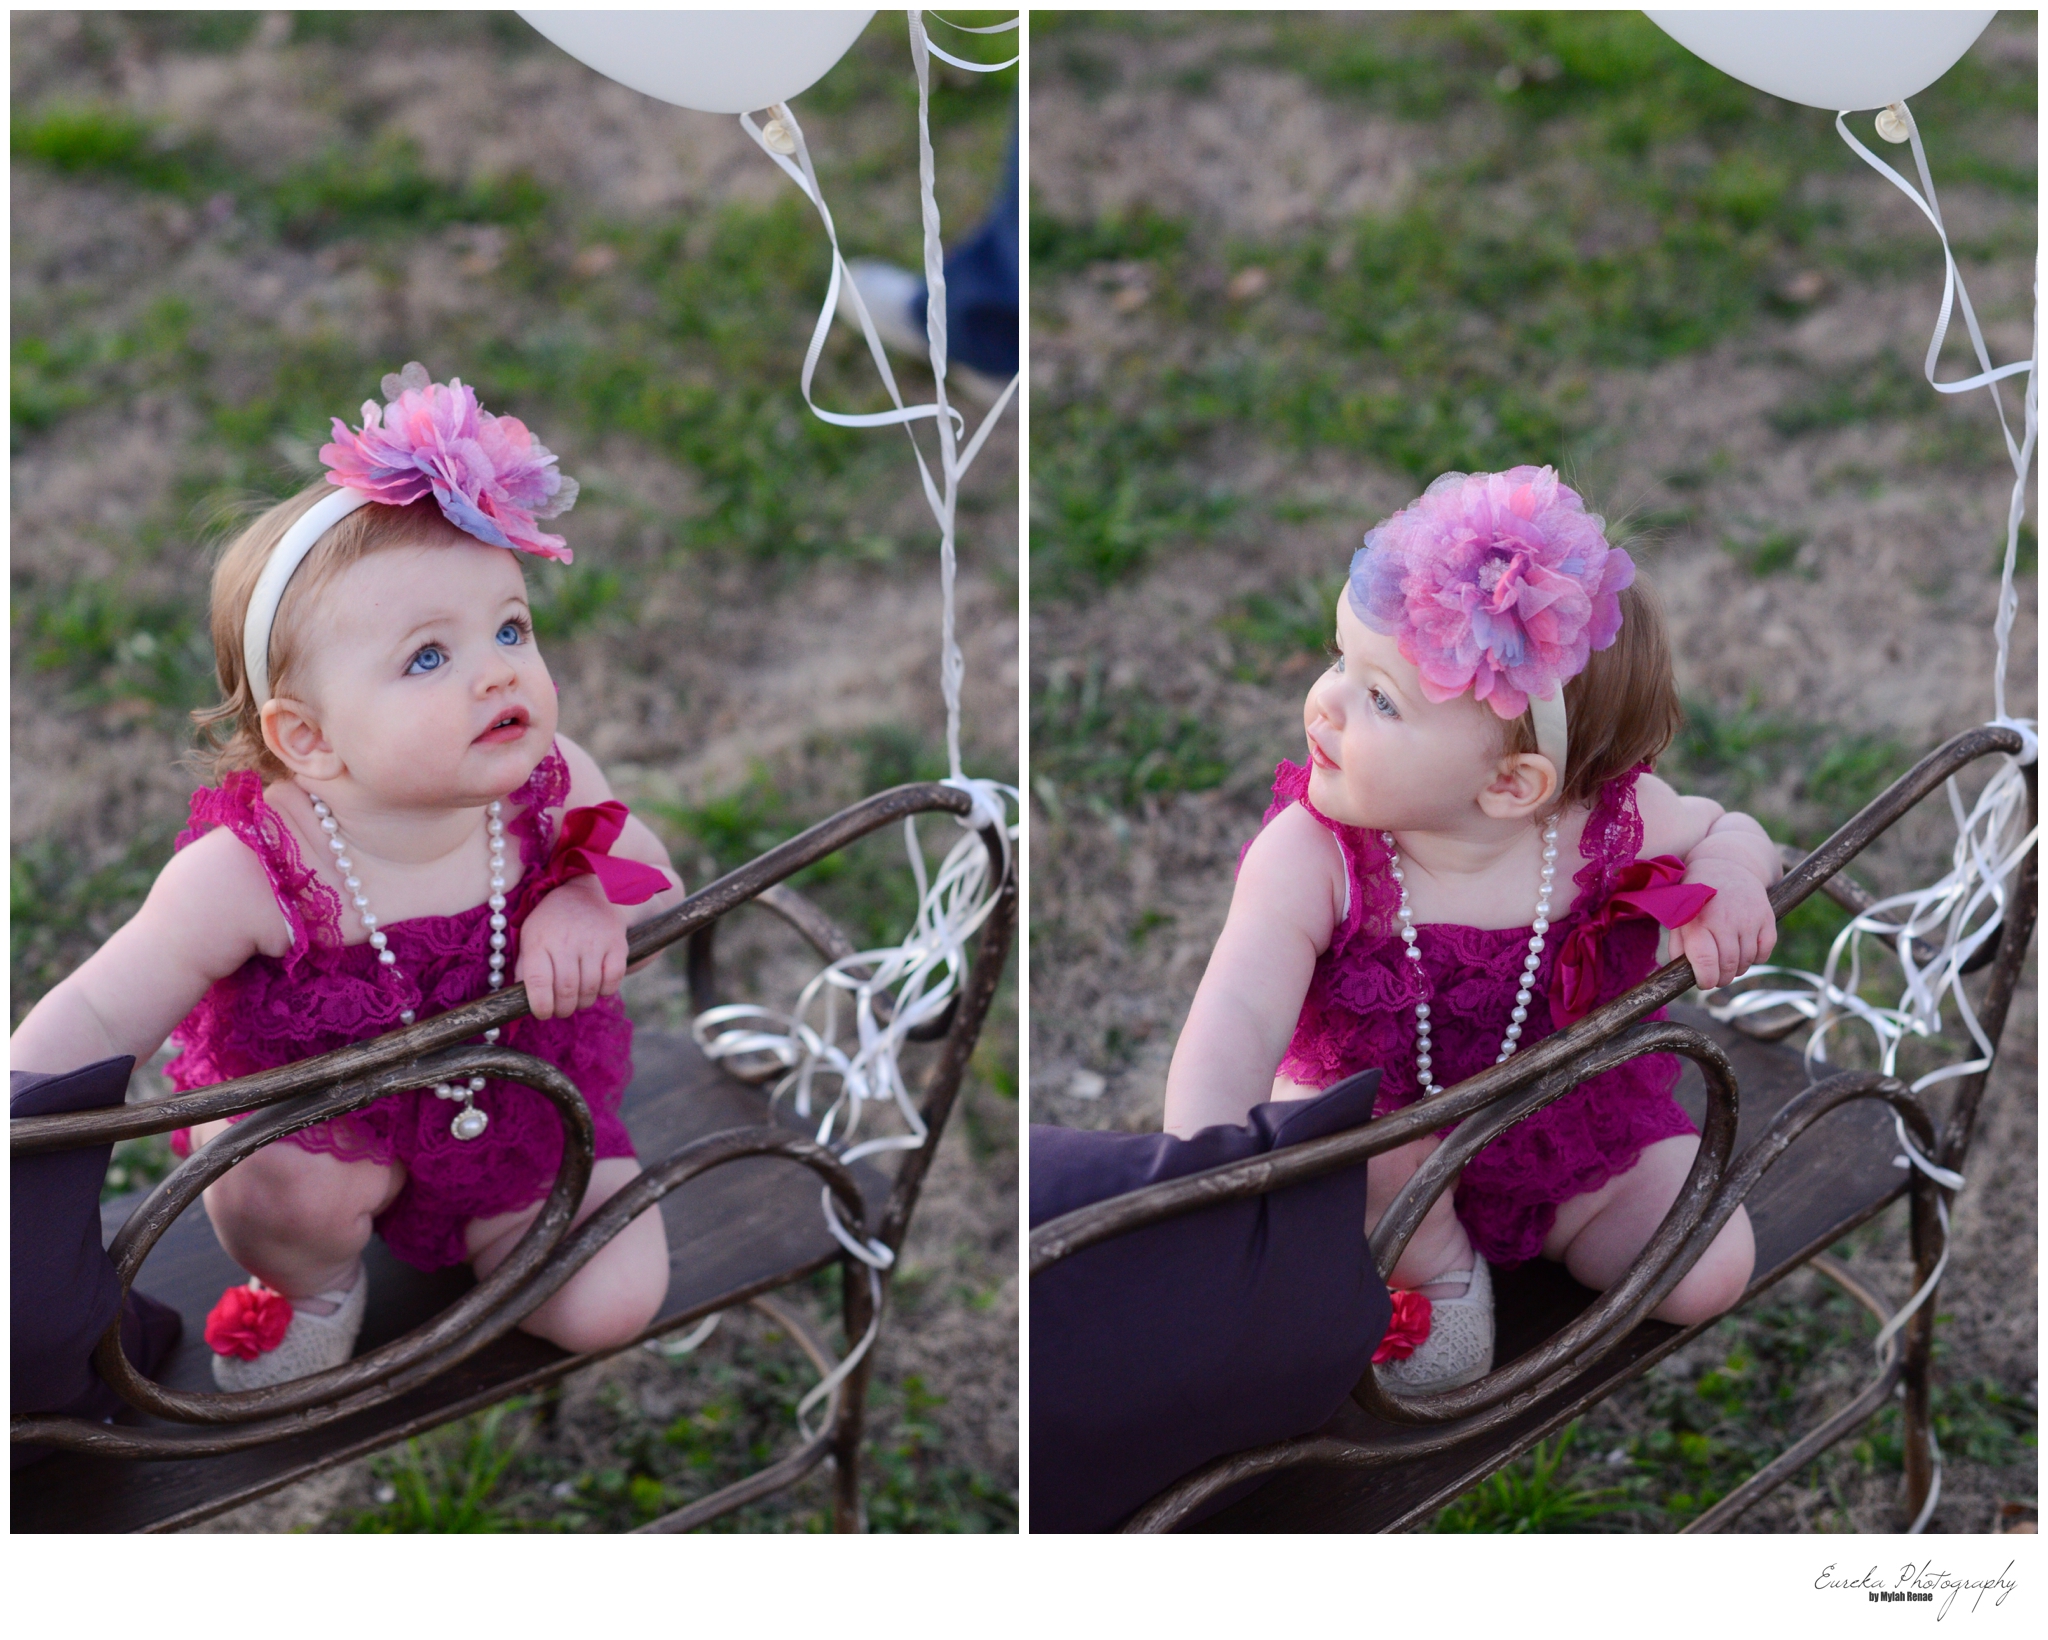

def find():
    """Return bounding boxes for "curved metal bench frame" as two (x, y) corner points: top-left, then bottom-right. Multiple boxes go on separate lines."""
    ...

(1030, 725), (2034, 1534)
(12, 781), (1016, 1534)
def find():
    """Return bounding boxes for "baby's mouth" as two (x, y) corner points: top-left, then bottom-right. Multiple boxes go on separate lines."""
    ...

(475, 707), (530, 745)
(1308, 737), (1339, 772)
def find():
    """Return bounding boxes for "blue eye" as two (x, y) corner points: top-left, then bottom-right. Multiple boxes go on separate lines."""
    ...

(406, 645), (446, 675)
(496, 621), (525, 646)
(1370, 687), (1398, 719)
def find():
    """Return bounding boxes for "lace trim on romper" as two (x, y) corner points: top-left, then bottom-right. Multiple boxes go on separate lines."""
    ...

(163, 746), (638, 1271)
(1258, 759), (1697, 1266)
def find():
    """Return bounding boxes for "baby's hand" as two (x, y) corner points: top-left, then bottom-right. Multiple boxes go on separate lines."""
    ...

(1671, 855), (1777, 991)
(516, 875), (629, 1020)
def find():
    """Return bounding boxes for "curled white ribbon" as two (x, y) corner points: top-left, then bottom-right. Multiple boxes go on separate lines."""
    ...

(703, 24), (1020, 1437)
(1710, 101), (2037, 1537)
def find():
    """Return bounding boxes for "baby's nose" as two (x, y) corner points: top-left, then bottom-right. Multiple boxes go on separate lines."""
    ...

(1308, 670), (1344, 722)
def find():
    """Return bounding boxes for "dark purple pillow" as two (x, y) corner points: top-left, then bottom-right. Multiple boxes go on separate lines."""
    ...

(12, 1057), (183, 1466)
(1029, 1070), (1390, 1532)
(12, 1056), (135, 1414)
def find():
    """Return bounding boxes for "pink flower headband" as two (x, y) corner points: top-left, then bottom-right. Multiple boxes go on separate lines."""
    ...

(1348, 465), (1634, 773)
(242, 364), (579, 704)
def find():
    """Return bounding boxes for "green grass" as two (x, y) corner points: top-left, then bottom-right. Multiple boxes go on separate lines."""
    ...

(11, 107), (548, 245)
(1438, 1270), (2038, 1532)
(1662, 698), (1909, 843)
(11, 104), (204, 192)
(15, 575), (215, 712)
(1029, 200), (1190, 280)
(349, 1402), (530, 1533)
(270, 138), (549, 246)
(649, 723), (998, 951)
(1856, 1374), (2038, 1471)
(11, 295), (205, 448)
(1218, 577), (1341, 681)
(13, 15), (1016, 1533)
(1032, 11), (2030, 598)
(12, 17), (1011, 563)
(1768, 350), (1934, 437)
(12, 827), (182, 1026)
(11, 17), (1018, 1059)
(335, 1316), (1016, 1534)
(1030, 393), (1242, 594)
(1658, 700), (1914, 972)
(1721, 527), (1808, 578)
(1032, 663), (1230, 814)
(1433, 1422), (1639, 1532)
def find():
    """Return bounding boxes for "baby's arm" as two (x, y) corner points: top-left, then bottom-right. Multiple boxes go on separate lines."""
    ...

(9, 828), (284, 1075)
(1637, 774), (1781, 990)
(1161, 803), (1345, 1138)
(517, 735), (686, 1020)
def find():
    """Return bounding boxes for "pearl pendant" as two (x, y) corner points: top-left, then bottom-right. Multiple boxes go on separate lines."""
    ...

(1387, 817), (1561, 1094)
(316, 793), (506, 1142)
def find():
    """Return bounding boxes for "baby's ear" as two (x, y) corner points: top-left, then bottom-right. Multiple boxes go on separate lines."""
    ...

(1479, 750), (1560, 821)
(260, 698), (343, 780)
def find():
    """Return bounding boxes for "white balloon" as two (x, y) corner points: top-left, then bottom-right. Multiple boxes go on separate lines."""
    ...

(1644, 10), (1994, 111)
(519, 10), (876, 115)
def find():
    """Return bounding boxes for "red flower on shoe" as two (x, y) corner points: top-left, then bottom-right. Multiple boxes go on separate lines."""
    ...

(205, 1281), (293, 1359)
(1372, 1290), (1435, 1363)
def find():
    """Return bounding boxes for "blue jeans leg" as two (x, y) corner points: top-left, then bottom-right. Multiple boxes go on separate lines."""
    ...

(922, 121), (1017, 377)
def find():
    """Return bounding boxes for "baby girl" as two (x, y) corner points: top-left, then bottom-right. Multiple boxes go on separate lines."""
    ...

(11, 365), (687, 1388)
(1165, 467), (1777, 1390)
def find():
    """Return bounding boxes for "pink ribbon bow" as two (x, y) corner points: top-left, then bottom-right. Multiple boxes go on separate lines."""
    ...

(1372, 1290), (1435, 1363)
(1548, 855), (1716, 1025)
(527, 801), (671, 906)
(205, 1281), (293, 1360)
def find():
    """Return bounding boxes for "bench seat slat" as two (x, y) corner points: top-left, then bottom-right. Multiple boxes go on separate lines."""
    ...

(13, 1031), (883, 1534)
(1192, 1007), (1910, 1533)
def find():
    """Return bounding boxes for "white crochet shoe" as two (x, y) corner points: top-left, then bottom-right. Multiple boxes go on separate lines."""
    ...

(211, 1270), (367, 1391)
(1377, 1256), (1494, 1393)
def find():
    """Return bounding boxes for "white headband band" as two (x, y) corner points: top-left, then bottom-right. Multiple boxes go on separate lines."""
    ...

(1530, 688), (1569, 789)
(242, 487), (374, 706)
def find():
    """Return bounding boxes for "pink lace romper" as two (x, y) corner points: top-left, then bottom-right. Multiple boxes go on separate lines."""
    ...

(164, 744), (638, 1271)
(1262, 759), (1697, 1267)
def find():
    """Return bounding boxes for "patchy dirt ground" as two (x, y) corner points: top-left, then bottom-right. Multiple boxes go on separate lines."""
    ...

(1029, 12), (2034, 1533)
(12, 11), (1016, 1530)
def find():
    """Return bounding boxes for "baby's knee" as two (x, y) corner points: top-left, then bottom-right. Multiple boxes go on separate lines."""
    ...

(523, 1209), (670, 1355)
(1654, 1211), (1756, 1326)
(203, 1142), (387, 1247)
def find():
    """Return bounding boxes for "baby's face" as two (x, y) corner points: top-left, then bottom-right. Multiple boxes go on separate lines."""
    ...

(292, 535), (559, 809)
(1302, 598), (1510, 833)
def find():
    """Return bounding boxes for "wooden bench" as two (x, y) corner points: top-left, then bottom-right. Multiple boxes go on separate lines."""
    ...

(14, 783), (1015, 1534)
(1030, 725), (2033, 1533)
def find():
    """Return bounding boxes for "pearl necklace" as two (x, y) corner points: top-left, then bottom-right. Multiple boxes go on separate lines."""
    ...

(1385, 820), (1560, 1098)
(310, 795), (510, 1142)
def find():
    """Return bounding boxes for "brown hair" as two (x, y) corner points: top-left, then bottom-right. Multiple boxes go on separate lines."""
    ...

(192, 487), (476, 782)
(1497, 577), (1682, 811)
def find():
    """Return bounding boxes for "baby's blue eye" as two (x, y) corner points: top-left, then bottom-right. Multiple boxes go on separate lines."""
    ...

(496, 621), (525, 646)
(406, 645), (446, 675)
(1370, 687), (1398, 719)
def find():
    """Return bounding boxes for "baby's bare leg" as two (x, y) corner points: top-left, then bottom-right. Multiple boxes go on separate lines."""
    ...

(192, 1119), (404, 1300)
(466, 1158), (670, 1355)
(1541, 1134), (1755, 1325)
(1367, 1133), (1476, 1295)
